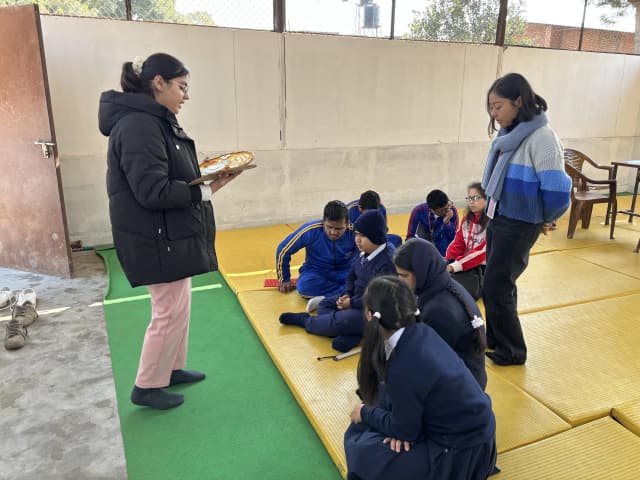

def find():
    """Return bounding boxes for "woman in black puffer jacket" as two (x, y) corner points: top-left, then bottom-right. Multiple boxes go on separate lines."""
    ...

(98, 53), (241, 410)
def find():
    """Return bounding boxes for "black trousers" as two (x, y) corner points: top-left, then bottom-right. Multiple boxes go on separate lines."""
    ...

(482, 214), (540, 363)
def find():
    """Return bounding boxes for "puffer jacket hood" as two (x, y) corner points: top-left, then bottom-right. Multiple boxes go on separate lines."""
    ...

(98, 90), (175, 136)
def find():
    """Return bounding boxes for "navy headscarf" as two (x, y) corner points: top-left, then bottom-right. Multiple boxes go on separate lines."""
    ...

(394, 238), (450, 301)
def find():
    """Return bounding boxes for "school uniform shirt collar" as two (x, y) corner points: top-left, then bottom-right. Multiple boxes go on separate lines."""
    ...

(384, 327), (405, 360)
(360, 243), (387, 263)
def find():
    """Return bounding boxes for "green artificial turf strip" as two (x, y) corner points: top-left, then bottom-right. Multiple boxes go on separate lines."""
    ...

(97, 249), (341, 480)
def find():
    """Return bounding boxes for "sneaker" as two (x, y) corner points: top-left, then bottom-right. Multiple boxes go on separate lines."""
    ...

(15, 288), (36, 309)
(0, 287), (12, 309)
(305, 295), (325, 314)
(14, 289), (37, 327)
(4, 318), (27, 350)
(13, 304), (38, 328)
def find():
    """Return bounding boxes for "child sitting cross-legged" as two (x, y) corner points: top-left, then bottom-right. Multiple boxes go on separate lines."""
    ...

(279, 210), (396, 352)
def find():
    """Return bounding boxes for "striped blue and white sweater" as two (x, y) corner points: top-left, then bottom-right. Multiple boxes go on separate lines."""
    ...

(497, 125), (571, 224)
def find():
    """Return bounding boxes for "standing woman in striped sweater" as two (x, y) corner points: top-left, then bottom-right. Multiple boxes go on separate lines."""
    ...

(482, 73), (571, 366)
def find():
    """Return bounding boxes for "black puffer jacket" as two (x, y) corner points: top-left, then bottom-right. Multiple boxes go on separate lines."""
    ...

(98, 90), (217, 287)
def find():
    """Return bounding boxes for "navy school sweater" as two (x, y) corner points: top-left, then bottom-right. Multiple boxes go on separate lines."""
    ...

(344, 244), (397, 310)
(361, 322), (495, 449)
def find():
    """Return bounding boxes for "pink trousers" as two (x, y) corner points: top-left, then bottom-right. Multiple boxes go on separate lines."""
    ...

(135, 277), (192, 388)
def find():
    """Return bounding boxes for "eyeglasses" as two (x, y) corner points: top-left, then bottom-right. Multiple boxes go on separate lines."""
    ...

(173, 81), (189, 94)
(465, 195), (483, 202)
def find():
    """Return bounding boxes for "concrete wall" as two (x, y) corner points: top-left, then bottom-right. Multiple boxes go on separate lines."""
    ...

(39, 17), (640, 246)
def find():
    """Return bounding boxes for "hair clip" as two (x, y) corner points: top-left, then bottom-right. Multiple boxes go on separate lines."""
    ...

(373, 312), (382, 319)
(471, 315), (484, 329)
(132, 56), (144, 77)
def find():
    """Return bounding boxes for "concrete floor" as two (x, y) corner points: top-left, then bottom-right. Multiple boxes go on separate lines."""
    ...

(0, 251), (127, 479)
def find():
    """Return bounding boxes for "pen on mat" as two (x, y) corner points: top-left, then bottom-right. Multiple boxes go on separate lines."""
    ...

(317, 347), (362, 361)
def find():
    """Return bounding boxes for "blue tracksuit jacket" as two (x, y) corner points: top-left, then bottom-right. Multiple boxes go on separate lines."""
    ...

(276, 220), (357, 297)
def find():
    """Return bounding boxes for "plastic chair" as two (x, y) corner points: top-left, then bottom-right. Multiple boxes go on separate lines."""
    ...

(564, 159), (617, 239)
(564, 149), (615, 224)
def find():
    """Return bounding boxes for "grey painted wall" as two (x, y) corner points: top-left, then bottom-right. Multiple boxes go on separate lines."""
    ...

(39, 17), (640, 246)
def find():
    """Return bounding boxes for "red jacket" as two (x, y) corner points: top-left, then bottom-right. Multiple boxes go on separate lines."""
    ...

(445, 212), (487, 272)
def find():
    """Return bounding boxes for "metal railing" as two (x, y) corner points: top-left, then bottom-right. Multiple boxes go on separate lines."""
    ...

(1, 0), (637, 54)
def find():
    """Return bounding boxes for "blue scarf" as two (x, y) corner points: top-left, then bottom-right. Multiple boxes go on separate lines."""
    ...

(482, 112), (548, 201)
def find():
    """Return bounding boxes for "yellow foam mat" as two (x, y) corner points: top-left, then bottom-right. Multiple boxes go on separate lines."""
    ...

(486, 370), (570, 452)
(564, 243), (640, 279)
(491, 294), (640, 425)
(385, 212), (410, 240)
(216, 224), (305, 293)
(492, 417), (640, 479)
(612, 399), (640, 438)
(517, 251), (640, 314)
(237, 290), (573, 475)
(216, 224), (293, 273)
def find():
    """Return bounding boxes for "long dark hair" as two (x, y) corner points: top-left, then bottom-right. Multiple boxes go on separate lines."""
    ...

(357, 276), (420, 405)
(465, 182), (489, 233)
(120, 53), (189, 96)
(487, 73), (547, 135)
(446, 282), (487, 355)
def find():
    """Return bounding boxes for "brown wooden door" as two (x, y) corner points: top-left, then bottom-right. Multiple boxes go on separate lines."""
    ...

(0, 4), (72, 277)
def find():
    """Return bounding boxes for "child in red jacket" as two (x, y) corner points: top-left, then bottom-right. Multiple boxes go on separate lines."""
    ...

(445, 183), (488, 299)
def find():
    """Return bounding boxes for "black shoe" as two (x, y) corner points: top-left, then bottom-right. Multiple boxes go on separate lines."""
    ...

(169, 369), (206, 386)
(131, 386), (184, 410)
(279, 312), (308, 327)
(485, 351), (526, 366)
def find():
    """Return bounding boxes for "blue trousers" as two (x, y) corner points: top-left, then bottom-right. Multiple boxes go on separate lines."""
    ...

(304, 296), (364, 337)
(296, 267), (349, 298)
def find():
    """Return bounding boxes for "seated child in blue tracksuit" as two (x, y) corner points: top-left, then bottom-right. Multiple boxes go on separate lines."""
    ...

(346, 190), (402, 249)
(279, 210), (397, 352)
(276, 200), (357, 298)
(406, 189), (458, 256)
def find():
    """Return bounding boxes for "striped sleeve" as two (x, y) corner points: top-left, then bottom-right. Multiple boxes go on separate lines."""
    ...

(275, 221), (322, 282)
(531, 130), (572, 222)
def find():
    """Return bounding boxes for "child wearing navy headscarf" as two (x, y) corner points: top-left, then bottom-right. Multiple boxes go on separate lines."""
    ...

(394, 238), (488, 389)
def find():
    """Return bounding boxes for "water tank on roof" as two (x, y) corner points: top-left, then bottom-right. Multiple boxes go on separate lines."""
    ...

(363, 3), (380, 29)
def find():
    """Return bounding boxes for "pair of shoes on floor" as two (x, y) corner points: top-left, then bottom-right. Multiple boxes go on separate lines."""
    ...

(305, 295), (325, 314)
(3, 288), (38, 350)
(131, 370), (206, 410)
(485, 351), (526, 366)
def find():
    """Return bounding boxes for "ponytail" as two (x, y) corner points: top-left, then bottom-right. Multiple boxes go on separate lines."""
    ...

(447, 281), (487, 355)
(357, 317), (387, 405)
(357, 276), (419, 405)
(121, 61), (145, 93)
(119, 53), (189, 96)
(534, 93), (547, 113)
